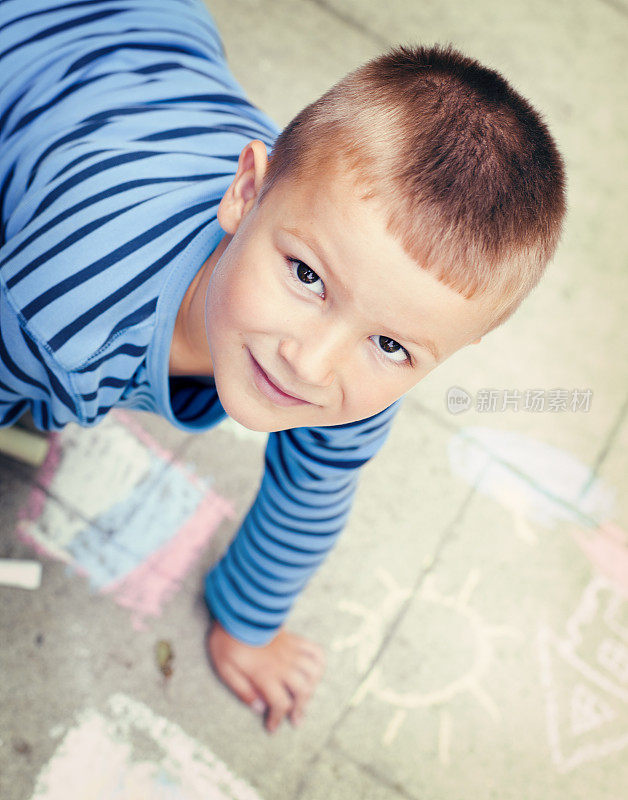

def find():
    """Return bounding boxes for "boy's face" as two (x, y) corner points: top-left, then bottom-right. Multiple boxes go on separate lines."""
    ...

(200, 141), (493, 432)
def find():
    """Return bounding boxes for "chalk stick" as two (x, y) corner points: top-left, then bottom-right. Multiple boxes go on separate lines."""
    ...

(0, 559), (42, 590)
(0, 427), (49, 466)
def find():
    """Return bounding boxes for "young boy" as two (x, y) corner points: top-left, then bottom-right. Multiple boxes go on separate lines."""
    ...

(0, 0), (565, 734)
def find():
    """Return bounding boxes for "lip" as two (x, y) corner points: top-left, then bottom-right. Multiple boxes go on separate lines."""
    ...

(249, 352), (310, 407)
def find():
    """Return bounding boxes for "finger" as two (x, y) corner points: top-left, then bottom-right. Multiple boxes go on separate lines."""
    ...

(292, 651), (325, 684)
(282, 669), (313, 727)
(217, 662), (265, 713)
(293, 651), (326, 686)
(295, 639), (326, 669)
(259, 680), (293, 734)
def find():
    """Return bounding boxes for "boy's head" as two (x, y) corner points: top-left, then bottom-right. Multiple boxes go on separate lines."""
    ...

(203, 44), (566, 432)
(259, 43), (566, 332)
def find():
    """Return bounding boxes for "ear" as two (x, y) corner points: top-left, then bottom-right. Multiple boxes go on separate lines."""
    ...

(217, 139), (269, 235)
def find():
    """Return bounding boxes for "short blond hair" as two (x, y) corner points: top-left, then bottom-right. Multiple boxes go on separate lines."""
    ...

(259, 44), (566, 330)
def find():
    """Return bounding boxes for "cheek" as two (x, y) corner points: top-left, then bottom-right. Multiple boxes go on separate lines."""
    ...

(348, 363), (418, 417)
(204, 260), (239, 352)
(205, 248), (279, 338)
(237, 281), (276, 330)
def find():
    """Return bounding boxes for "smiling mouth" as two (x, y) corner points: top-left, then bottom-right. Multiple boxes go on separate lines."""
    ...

(249, 352), (310, 407)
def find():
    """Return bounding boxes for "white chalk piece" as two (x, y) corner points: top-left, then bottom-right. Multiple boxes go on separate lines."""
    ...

(0, 427), (49, 466)
(0, 559), (42, 589)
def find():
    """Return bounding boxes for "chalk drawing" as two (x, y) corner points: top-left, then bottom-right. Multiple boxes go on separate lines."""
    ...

(571, 521), (628, 600)
(448, 426), (628, 600)
(570, 684), (615, 736)
(538, 577), (628, 772)
(335, 569), (521, 754)
(448, 427), (616, 530)
(15, 412), (234, 629)
(331, 567), (411, 672)
(382, 708), (406, 748)
(30, 693), (263, 800)
(447, 428), (628, 770)
(438, 709), (453, 766)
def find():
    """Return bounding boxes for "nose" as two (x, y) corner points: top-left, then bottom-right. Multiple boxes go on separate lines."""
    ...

(277, 321), (349, 388)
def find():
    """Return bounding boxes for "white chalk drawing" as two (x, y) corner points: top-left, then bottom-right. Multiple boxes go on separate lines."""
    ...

(538, 577), (628, 773)
(331, 567), (411, 672)
(334, 568), (521, 758)
(30, 694), (264, 800)
(437, 709), (453, 766)
(570, 684), (615, 736)
(597, 637), (628, 684)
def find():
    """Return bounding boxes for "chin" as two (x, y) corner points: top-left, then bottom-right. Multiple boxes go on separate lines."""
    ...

(214, 385), (278, 433)
(230, 409), (296, 434)
(230, 411), (279, 433)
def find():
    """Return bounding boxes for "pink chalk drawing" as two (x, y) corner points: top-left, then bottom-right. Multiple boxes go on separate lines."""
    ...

(15, 411), (235, 629)
(571, 521), (628, 600)
(102, 488), (233, 628)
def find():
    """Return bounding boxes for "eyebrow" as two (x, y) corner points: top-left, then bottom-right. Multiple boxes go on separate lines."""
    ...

(279, 225), (441, 363)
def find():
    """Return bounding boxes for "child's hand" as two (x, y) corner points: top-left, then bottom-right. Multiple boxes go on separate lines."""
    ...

(206, 621), (326, 733)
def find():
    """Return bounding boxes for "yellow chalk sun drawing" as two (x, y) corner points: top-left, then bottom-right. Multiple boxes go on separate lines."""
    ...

(334, 568), (522, 762)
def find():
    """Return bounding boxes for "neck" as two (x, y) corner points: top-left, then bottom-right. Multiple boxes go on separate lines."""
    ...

(168, 232), (230, 377)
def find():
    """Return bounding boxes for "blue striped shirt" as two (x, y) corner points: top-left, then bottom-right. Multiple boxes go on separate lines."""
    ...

(0, 0), (401, 644)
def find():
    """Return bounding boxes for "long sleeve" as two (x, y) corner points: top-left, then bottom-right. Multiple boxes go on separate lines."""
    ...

(204, 399), (402, 645)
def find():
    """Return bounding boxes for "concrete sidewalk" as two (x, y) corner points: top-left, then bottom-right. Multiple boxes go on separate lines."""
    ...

(1, 1), (627, 798)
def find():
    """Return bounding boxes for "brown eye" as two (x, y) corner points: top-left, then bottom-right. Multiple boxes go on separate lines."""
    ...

(379, 336), (401, 353)
(296, 262), (319, 284)
(370, 335), (410, 365)
(286, 257), (325, 297)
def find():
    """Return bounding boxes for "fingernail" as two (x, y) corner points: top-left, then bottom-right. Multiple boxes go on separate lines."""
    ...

(250, 698), (266, 714)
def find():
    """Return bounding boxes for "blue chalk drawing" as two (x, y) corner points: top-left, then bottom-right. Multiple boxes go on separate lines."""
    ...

(66, 461), (209, 589)
(448, 427), (616, 528)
